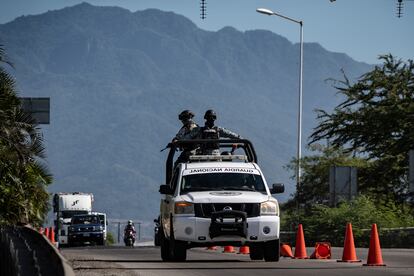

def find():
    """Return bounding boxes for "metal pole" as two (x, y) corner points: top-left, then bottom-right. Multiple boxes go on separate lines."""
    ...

(271, 11), (304, 206)
(117, 222), (120, 244)
(296, 21), (304, 204)
(257, 8), (304, 211)
(138, 223), (141, 241)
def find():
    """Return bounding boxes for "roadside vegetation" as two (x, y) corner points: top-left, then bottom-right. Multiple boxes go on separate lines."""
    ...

(0, 45), (52, 226)
(106, 232), (116, 245)
(282, 54), (414, 245)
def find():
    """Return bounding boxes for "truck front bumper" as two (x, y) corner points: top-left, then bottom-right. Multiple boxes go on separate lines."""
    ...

(173, 215), (280, 243)
(68, 232), (104, 243)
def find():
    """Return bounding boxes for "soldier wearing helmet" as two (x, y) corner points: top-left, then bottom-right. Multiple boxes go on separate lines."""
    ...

(173, 110), (198, 141)
(173, 110), (198, 166)
(183, 109), (242, 155)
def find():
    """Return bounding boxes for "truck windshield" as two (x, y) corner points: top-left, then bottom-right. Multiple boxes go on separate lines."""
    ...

(181, 173), (266, 194)
(72, 215), (100, 225)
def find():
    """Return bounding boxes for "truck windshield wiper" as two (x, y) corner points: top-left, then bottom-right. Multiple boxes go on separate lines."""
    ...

(219, 186), (256, 192)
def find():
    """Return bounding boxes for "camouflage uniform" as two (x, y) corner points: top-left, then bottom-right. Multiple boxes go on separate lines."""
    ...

(174, 120), (198, 141)
(174, 120), (198, 166)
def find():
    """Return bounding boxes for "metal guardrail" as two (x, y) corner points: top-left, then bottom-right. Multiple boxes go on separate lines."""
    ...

(0, 225), (75, 276)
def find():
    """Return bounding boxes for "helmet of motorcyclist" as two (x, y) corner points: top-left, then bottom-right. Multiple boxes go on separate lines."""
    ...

(128, 220), (133, 225)
(204, 109), (217, 120)
(178, 110), (195, 121)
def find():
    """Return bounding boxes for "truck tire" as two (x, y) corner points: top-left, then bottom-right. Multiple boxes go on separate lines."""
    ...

(249, 244), (264, 260)
(160, 227), (171, 261)
(98, 238), (105, 246)
(169, 216), (187, 262)
(263, 239), (280, 262)
(169, 238), (187, 262)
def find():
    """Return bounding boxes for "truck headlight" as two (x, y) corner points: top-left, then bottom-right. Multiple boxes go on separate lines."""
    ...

(94, 226), (103, 231)
(175, 202), (194, 215)
(260, 201), (279, 216)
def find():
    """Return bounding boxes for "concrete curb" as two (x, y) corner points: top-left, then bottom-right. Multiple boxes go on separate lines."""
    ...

(24, 225), (76, 276)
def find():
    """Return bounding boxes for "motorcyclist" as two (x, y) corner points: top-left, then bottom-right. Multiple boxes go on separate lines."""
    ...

(182, 109), (242, 155)
(173, 110), (198, 166)
(123, 220), (136, 243)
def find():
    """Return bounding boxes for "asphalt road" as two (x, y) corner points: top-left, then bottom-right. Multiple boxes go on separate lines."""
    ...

(61, 245), (414, 276)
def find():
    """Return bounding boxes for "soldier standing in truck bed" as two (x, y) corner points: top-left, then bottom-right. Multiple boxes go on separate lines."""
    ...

(183, 109), (242, 155)
(173, 110), (198, 166)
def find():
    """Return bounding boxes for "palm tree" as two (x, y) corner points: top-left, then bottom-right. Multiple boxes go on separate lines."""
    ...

(0, 44), (52, 226)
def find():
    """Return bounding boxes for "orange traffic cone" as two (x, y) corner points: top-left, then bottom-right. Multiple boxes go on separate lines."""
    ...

(310, 242), (331, 259)
(49, 227), (56, 244)
(44, 227), (49, 238)
(280, 243), (294, 258)
(223, 246), (236, 253)
(294, 224), (308, 259)
(238, 246), (250, 254)
(337, 223), (361, 262)
(363, 224), (386, 266)
(206, 246), (218, 250)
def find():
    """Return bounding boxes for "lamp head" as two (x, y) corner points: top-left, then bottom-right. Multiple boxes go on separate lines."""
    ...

(256, 8), (274, 16)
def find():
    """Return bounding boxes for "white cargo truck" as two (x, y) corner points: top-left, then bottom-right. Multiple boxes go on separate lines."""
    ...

(158, 139), (284, 262)
(53, 192), (94, 246)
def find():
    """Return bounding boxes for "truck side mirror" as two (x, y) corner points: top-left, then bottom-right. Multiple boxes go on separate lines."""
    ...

(270, 183), (285, 194)
(159, 185), (173, 195)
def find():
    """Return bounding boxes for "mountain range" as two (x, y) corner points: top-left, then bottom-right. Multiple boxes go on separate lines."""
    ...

(0, 2), (371, 237)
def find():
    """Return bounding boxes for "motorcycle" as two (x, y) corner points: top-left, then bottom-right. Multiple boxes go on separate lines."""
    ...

(124, 229), (136, 247)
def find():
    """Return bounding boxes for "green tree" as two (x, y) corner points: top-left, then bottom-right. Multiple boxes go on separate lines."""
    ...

(309, 54), (414, 203)
(0, 45), (52, 226)
(284, 144), (368, 209)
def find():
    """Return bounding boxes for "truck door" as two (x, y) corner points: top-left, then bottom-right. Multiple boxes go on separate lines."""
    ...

(161, 168), (179, 238)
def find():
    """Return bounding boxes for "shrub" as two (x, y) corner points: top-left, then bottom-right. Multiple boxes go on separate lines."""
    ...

(281, 195), (414, 247)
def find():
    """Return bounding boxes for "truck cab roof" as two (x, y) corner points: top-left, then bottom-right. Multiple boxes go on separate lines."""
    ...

(183, 161), (257, 170)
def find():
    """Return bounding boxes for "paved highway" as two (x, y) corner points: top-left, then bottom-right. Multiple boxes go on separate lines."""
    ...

(61, 245), (414, 276)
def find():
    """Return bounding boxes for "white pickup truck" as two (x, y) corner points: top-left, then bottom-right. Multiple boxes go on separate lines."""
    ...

(158, 139), (284, 262)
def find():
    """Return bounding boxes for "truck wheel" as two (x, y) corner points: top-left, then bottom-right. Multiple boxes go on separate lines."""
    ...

(170, 238), (187, 262)
(98, 238), (105, 246)
(160, 227), (171, 261)
(168, 215), (187, 262)
(263, 239), (280, 262)
(249, 244), (264, 260)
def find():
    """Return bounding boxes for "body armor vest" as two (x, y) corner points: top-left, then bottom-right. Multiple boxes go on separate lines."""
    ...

(201, 126), (220, 150)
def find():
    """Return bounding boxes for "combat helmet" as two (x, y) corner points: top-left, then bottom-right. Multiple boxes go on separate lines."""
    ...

(178, 110), (195, 121)
(204, 109), (217, 120)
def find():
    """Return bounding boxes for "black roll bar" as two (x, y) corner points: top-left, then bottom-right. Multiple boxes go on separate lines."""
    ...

(164, 139), (258, 185)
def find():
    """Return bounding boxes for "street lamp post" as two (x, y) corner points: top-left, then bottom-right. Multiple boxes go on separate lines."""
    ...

(257, 8), (304, 203)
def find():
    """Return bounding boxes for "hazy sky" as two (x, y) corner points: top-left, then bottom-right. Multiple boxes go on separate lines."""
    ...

(1, 0), (413, 64)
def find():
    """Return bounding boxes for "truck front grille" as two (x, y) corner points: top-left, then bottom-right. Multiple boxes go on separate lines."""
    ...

(79, 227), (94, 232)
(194, 203), (260, 218)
